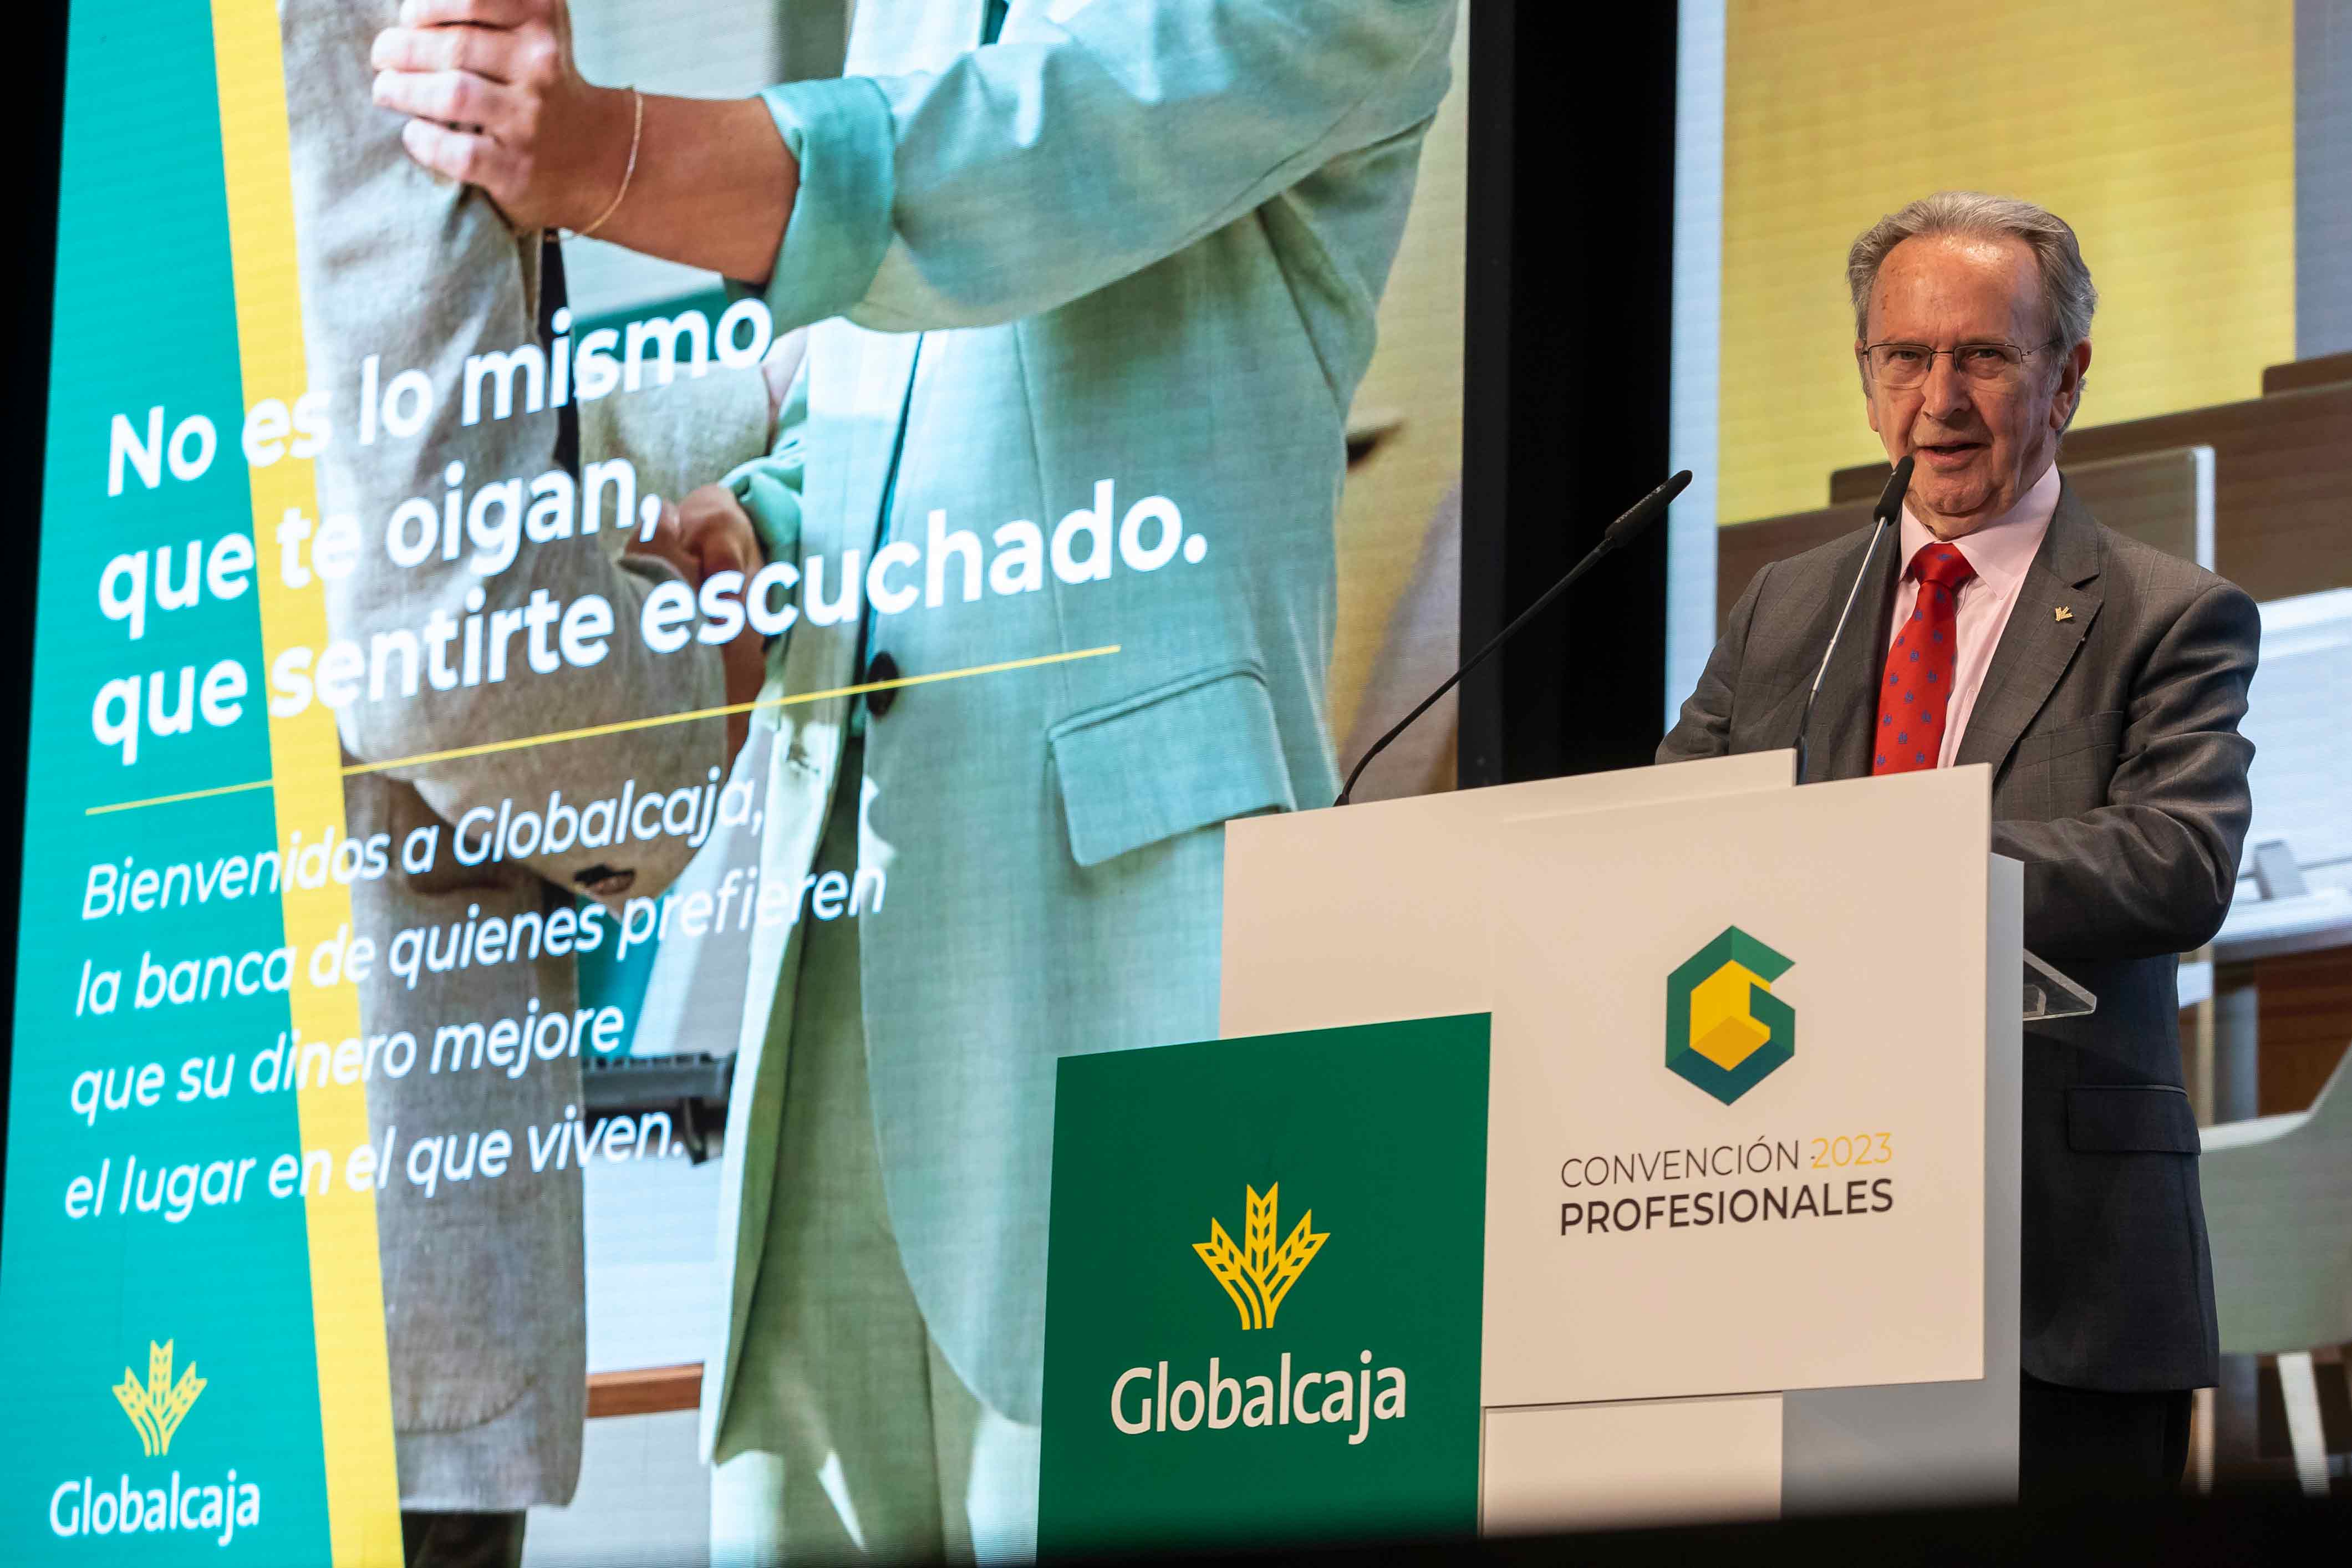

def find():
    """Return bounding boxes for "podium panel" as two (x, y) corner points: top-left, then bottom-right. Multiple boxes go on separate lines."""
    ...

(1037, 755), (2024, 1549)
(1482, 1394), (1780, 1535)
(1478, 775), (1989, 1406)
(1037, 1016), (1492, 1554)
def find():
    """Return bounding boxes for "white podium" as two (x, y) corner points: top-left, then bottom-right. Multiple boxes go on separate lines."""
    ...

(1218, 752), (2026, 1531)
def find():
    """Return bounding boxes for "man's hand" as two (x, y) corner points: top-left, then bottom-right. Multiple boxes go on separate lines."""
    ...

(675, 483), (765, 584)
(370, 0), (795, 278)
(626, 485), (771, 772)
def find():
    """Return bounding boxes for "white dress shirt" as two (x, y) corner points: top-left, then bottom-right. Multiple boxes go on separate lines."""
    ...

(1881, 460), (2061, 767)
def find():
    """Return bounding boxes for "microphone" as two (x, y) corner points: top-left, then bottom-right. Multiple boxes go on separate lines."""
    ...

(1335, 470), (1692, 806)
(1791, 454), (1914, 785)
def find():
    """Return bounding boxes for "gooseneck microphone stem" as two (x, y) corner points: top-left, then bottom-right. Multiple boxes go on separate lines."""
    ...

(1791, 455), (1914, 785)
(1335, 470), (1693, 807)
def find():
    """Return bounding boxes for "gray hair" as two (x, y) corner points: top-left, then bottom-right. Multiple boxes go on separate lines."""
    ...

(1847, 191), (2097, 354)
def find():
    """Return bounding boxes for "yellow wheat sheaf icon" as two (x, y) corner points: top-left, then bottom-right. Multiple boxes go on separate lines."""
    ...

(1194, 1183), (1328, 1330)
(113, 1340), (205, 1457)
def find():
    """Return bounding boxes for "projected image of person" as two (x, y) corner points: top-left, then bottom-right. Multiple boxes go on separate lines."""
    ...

(277, 6), (781, 1564)
(370, 0), (1458, 1557)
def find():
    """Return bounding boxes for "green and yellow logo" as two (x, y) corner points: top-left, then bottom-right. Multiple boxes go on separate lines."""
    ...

(1194, 1183), (1328, 1330)
(1666, 927), (1796, 1105)
(113, 1340), (205, 1457)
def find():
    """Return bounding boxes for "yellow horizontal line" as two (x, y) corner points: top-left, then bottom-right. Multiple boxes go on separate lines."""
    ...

(85, 643), (1118, 817)
(86, 777), (281, 814)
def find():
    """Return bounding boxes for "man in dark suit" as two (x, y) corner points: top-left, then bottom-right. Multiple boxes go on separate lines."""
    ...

(1661, 191), (2258, 1500)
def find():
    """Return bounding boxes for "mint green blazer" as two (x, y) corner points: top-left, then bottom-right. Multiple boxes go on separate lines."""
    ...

(702, 0), (1457, 1443)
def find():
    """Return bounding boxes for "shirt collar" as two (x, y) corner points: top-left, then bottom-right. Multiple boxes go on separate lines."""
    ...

(1897, 460), (2060, 594)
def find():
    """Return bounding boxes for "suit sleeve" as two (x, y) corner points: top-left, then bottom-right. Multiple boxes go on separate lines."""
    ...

(282, 0), (725, 903)
(742, 0), (1457, 333)
(1992, 580), (2259, 960)
(722, 364), (810, 612)
(1657, 564), (1768, 763)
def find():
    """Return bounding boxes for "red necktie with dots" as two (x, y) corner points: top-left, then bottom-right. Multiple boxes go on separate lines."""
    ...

(1872, 543), (1977, 775)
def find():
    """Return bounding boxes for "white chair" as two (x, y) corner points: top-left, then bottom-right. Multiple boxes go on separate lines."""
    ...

(2201, 1043), (2352, 1494)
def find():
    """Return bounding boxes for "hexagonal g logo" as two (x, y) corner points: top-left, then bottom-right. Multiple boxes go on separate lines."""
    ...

(1665, 927), (1795, 1105)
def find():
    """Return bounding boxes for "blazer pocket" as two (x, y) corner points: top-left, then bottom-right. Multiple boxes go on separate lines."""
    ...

(2010, 709), (2125, 769)
(2065, 1083), (2201, 1154)
(1048, 663), (1296, 869)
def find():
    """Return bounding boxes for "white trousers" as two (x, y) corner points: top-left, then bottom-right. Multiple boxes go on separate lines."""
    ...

(711, 750), (1039, 1564)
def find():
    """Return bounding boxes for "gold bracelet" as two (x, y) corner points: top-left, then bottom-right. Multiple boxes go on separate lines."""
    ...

(573, 87), (643, 240)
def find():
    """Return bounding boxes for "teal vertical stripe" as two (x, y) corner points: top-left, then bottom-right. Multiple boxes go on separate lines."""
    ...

(1, 2), (333, 1561)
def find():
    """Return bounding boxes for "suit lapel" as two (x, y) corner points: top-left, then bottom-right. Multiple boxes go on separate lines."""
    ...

(1811, 521), (1903, 781)
(1953, 483), (2104, 773)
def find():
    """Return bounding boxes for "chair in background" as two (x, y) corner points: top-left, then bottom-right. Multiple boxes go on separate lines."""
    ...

(2200, 1044), (2352, 1495)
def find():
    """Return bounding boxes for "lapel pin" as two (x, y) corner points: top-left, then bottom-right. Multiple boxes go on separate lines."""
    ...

(2054, 606), (2074, 623)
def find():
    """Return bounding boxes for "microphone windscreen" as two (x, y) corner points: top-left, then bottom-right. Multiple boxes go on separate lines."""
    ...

(1605, 469), (1694, 547)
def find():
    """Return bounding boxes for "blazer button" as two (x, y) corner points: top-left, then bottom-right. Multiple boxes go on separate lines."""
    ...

(864, 651), (900, 717)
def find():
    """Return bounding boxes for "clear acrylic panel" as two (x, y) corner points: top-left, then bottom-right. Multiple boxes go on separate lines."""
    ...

(2022, 948), (2096, 1021)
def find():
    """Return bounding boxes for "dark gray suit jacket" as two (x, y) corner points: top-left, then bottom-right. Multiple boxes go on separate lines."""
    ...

(1660, 482), (2258, 1392)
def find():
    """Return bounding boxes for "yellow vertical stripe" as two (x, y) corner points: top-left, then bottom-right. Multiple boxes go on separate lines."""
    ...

(207, 4), (403, 1562)
(1717, 0), (2296, 526)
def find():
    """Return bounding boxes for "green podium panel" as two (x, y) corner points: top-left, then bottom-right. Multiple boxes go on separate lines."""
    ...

(1038, 1015), (1490, 1555)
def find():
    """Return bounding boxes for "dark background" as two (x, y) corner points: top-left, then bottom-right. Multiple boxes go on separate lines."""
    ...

(0, 6), (68, 1181)
(1458, 5), (1679, 787)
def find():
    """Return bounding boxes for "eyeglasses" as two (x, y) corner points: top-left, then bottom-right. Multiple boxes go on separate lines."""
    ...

(1861, 340), (2058, 390)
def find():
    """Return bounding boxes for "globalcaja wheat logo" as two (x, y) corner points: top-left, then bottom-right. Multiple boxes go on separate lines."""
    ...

(49, 1337), (261, 1546)
(1194, 1183), (1328, 1330)
(113, 1340), (204, 1457)
(1665, 927), (1795, 1105)
(1107, 1180), (1401, 1442)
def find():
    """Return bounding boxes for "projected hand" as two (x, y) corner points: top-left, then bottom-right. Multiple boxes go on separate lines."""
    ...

(629, 486), (771, 771)
(369, 0), (796, 279)
(671, 485), (765, 586)
(370, 0), (627, 235)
